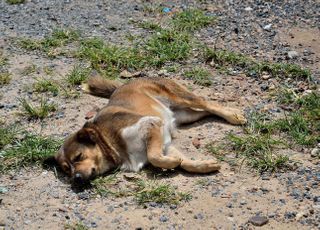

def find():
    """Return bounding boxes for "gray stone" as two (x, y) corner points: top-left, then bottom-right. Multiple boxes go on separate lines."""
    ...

(248, 216), (268, 226)
(288, 51), (299, 59)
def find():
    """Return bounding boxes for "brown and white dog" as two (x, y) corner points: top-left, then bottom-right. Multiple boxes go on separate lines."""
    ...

(55, 76), (246, 183)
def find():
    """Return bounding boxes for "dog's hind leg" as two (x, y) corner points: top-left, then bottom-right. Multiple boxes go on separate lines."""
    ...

(166, 146), (221, 173)
(82, 76), (123, 98)
(159, 80), (246, 125)
(146, 122), (182, 169)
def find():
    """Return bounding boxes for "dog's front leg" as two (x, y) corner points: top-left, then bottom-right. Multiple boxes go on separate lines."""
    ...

(146, 124), (182, 169)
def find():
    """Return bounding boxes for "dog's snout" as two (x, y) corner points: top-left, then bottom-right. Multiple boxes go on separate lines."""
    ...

(73, 173), (84, 184)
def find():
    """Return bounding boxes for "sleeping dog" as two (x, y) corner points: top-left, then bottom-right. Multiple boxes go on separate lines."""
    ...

(55, 76), (246, 183)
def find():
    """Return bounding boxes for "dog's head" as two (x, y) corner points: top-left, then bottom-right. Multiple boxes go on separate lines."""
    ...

(55, 127), (115, 184)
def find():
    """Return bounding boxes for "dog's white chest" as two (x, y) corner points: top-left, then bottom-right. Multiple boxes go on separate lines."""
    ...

(121, 116), (160, 171)
(120, 112), (174, 172)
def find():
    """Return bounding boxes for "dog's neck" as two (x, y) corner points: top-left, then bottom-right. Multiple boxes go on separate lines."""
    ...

(84, 122), (122, 165)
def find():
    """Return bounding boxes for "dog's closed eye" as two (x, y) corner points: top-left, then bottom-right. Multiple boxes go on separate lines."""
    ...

(73, 153), (83, 163)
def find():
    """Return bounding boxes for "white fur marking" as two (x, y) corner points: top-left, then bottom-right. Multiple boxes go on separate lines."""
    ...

(121, 116), (161, 172)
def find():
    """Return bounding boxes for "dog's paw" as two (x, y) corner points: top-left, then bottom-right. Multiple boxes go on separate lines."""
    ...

(224, 108), (247, 125)
(204, 159), (221, 172)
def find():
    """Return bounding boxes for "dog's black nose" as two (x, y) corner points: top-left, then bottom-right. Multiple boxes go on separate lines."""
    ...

(73, 173), (84, 184)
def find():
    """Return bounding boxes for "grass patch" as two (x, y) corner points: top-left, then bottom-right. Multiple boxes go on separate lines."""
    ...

(0, 72), (11, 85)
(145, 29), (191, 66)
(0, 51), (8, 66)
(138, 21), (162, 31)
(65, 222), (89, 230)
(91, 173), (128, 198)
(184, 67), (212, 86)
(227, 133), (288, 172)
(21, 64), (37, 76)
(0, 134), (61, 172)
(78, 38), (146, 77)
(0, 125), (18, 149)
(33, 79), (59, 95)
(18, 29), (79, 57)
(19, 98), (57, 120)
(6, 0), (25, 4)
(172, 9), (216, 32)
(91, 175), (192, 205)
(204, 47), (312, 80)
(66, 65), (91, 86)
(134, 179), (192, 205)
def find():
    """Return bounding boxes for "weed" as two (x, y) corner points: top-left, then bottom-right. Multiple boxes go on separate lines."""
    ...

(195, 178), (211, 187)
(205, 143), (225, 161)
(134, 179), (192, 205)
(0, 125), (18, 149)
(0, 51), (7, 66)
(65, 222), (89, 230)
(204, 47), (311, 80)
(145, 29), (191, 66)
(21, 64), (37, 76)
(19, 98), (57, 120)
(79, 38), (146, 77)
(43, 66), (55, 75)
(227, 133), (288, 172)
(0, 72), (11, 85)
(33, 79), (59, 95)
(204, 48), (250, 68)
(139, 21), (162, 31)
(172, 9), (216, 32)
(18, 29), (79, 57)
(248, 62), (311, 80)
(0, 134), (61, 172)
(66, 65), (91, 86)
(91, 173), (128, 197)
(184, 67), (212, 86)
(6, 0), (25, 4)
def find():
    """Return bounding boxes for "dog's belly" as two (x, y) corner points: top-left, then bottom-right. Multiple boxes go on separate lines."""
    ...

(120, 111), (174, 171)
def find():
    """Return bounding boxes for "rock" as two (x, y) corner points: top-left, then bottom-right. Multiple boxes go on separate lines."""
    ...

(159, 215), (169, 222)
(287, 51), (299, 59)
(120, 70), (145, 78)
(194, 213), (204, 220)
(248, 215), (268, 226)
(310, 148), (320, 158)
(263, 24), (272, 31)
(284, 211), (297, 219)
(244, 7), (253, 11)
(260, 84), (269, 91)
(0, 186), (8, 194)
(240, 200), (247, 205)
(261, 74), (271, 80)
(192, 138), (201, 149)
(296, 211), (307, 221)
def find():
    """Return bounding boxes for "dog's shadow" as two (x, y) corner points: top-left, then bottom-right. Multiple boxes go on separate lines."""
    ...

(42, 157), (93, 193)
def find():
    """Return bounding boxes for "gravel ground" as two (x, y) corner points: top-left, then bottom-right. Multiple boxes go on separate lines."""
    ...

(0, 0), (319, 229)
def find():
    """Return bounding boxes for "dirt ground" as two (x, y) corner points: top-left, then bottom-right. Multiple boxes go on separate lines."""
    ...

(0, 0), (319, 229)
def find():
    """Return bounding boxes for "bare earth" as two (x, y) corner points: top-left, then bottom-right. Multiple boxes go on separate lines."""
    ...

(0, 1), (319, 229)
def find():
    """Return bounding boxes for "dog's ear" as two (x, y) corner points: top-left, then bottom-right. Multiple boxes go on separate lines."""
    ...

(77, 128), (98, 144)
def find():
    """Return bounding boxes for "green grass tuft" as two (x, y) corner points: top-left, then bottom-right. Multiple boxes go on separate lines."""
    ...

(6, 0), (25, 4)
(18, 29), (79, 57)
(79, 38), (146, 77)
(65, 222), (89, 230)
(204, 47), (312, 80)
(184, 67), (212, 86)
(172, 9), (216, 32)
(145, 29), (191, 66)
(66, 65), (91, 86)
(19, 98), (57, 120)
(0, 125), (18, 149)
(0, 134), (61, 172)
(138, 21), (162, 31)
(33, 79), (59, 95)
(0, 72), (11, 85)
(134, 179), (192, 205)
(227, 132), (288, 172)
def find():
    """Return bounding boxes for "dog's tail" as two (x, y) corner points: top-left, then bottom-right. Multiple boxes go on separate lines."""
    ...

(82, 76), (123, 98)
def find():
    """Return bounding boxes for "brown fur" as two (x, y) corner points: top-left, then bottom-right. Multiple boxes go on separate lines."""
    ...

(56, 76), (246, 183)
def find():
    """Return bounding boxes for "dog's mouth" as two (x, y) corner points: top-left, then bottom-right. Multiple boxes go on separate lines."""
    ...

(72, 171), (97, 185)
